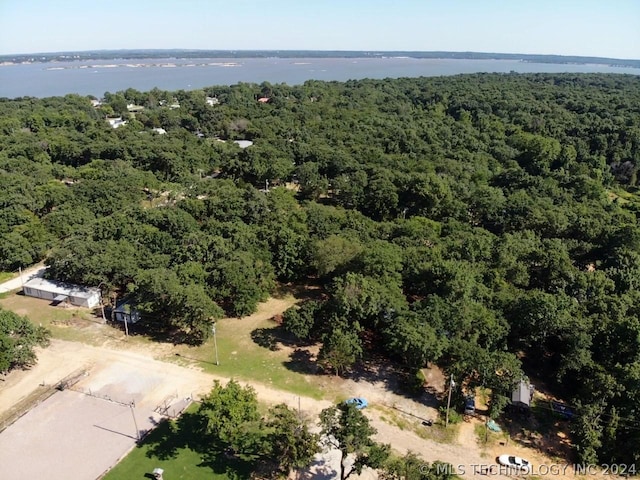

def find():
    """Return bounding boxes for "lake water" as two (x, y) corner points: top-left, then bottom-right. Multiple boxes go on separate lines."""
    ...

(1, 57), (639, 98)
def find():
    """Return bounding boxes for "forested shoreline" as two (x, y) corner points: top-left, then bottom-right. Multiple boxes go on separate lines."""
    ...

(1, 73), (640, 465)
(2, 50), (638, 68)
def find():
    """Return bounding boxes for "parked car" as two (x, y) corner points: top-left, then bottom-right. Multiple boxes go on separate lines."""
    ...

(345, 397), (368, 409)
(551, 401), (575, 420)
(498, 454), (532, 473)
(464, 395), (476, 415)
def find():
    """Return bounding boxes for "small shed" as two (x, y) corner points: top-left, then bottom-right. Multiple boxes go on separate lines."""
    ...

(23, 277), (100, 308)
(112, 299), (141, 324)
(511, 379), (534, 408)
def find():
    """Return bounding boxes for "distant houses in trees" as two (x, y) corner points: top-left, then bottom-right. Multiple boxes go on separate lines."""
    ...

(126, 103), (145, 113)
(106, 117), (127, 129)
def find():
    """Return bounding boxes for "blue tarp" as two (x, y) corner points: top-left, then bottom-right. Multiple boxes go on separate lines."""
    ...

(487, 419), (502, 432)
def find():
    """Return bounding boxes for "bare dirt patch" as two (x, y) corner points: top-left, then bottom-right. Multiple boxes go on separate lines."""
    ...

(0, 390), (162, 480)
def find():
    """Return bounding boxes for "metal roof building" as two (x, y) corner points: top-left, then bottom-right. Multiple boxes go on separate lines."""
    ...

(22, 277), (100, 308)
(112, 299), (141, 324)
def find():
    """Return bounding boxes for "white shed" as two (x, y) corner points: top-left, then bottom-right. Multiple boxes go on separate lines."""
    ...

(512, 379), (535, 408)
(23, 277), (100, 308)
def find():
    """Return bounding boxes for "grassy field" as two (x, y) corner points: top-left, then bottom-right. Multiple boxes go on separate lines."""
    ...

(103, 405), (253, 480)
(0, 292), (330, 400)
(165, 308), (329, 400)
(0, 294), (109, 344)
(0, 271), (14, 283)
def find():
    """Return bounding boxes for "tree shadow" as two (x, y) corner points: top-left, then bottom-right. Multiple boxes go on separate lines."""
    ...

(272, 280), (326, 301)
(342, 350), (442, 409)
(500, 404), (574, 461)
(143, 418), (182, 461)
(135, 320), (206, 346)
(283, 348), (321, 375)
(251, 323), (316, 351)
(251, 328), (280, 351)
(144, 411), (210, 460)
(298, 457), (338, 480)
(197, 451), (254, 479)
(142, 411), (254, 478)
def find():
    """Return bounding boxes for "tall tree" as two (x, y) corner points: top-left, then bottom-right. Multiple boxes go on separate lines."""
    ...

(0, 308), (50, 374)
(320, 403), (389, 480)
(264, 403), (320, 476)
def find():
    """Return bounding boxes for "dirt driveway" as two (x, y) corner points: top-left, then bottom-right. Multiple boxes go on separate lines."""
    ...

(0, 264), (46, 293)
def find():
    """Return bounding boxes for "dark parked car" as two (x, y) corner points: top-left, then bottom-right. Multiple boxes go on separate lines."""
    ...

(464, 395), (476, 415)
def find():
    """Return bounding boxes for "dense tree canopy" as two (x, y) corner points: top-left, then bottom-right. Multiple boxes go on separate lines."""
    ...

(2, 73), (640, 464)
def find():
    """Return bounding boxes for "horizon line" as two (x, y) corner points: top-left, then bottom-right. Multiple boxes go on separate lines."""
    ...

(1, 48), (638, 62)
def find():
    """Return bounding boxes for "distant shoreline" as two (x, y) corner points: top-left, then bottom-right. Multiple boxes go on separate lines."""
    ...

(1, 49), (638, 69)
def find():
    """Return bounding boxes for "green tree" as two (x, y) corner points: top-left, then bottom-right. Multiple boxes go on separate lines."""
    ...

(318, 324), (363, 376)
(571, 401), (604, 466)
(134, 268), (223, 344)
(282, 300), (322, 341)
(381, 452), (459, 480)
(310, 235), (363, 277)
(320, 403), (388, 480)
(196, 380), (262, 455)
(264, 403), (320, 476)
(296, 162), (328, 200)
(382, 310), (445, 369)
(0, 308), (50, 374)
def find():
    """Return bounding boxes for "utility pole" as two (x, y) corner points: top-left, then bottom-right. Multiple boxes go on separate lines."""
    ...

(112, 292), (127, 337)
(98, 282), (107, 324)
(129, 402), (140, 441)
(445, 374), (455, 428)
(212, 322), (219, 366)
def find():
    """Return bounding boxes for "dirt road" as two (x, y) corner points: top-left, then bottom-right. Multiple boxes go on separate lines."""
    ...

(0, 264), (46, 293)
(0, 339), (332, 418)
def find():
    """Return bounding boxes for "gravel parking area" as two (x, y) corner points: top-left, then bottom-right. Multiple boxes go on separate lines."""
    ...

(0, 389), (161, 480)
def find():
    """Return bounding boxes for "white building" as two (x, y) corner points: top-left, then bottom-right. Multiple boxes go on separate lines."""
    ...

(106, 117), (127, 129)
(22, 278), (100, 308)
(234, 140), (254, 149)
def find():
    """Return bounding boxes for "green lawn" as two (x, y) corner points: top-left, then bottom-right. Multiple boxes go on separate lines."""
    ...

(0, 293), (119, 344)
(103, 406), (253, 480)
(0, 271), (13, 283)
(0, 291), (332, 400)
(166, 312), (329, 400)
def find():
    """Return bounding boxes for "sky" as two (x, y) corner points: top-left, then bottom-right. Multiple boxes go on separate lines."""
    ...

(0, 0), (638, 59)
